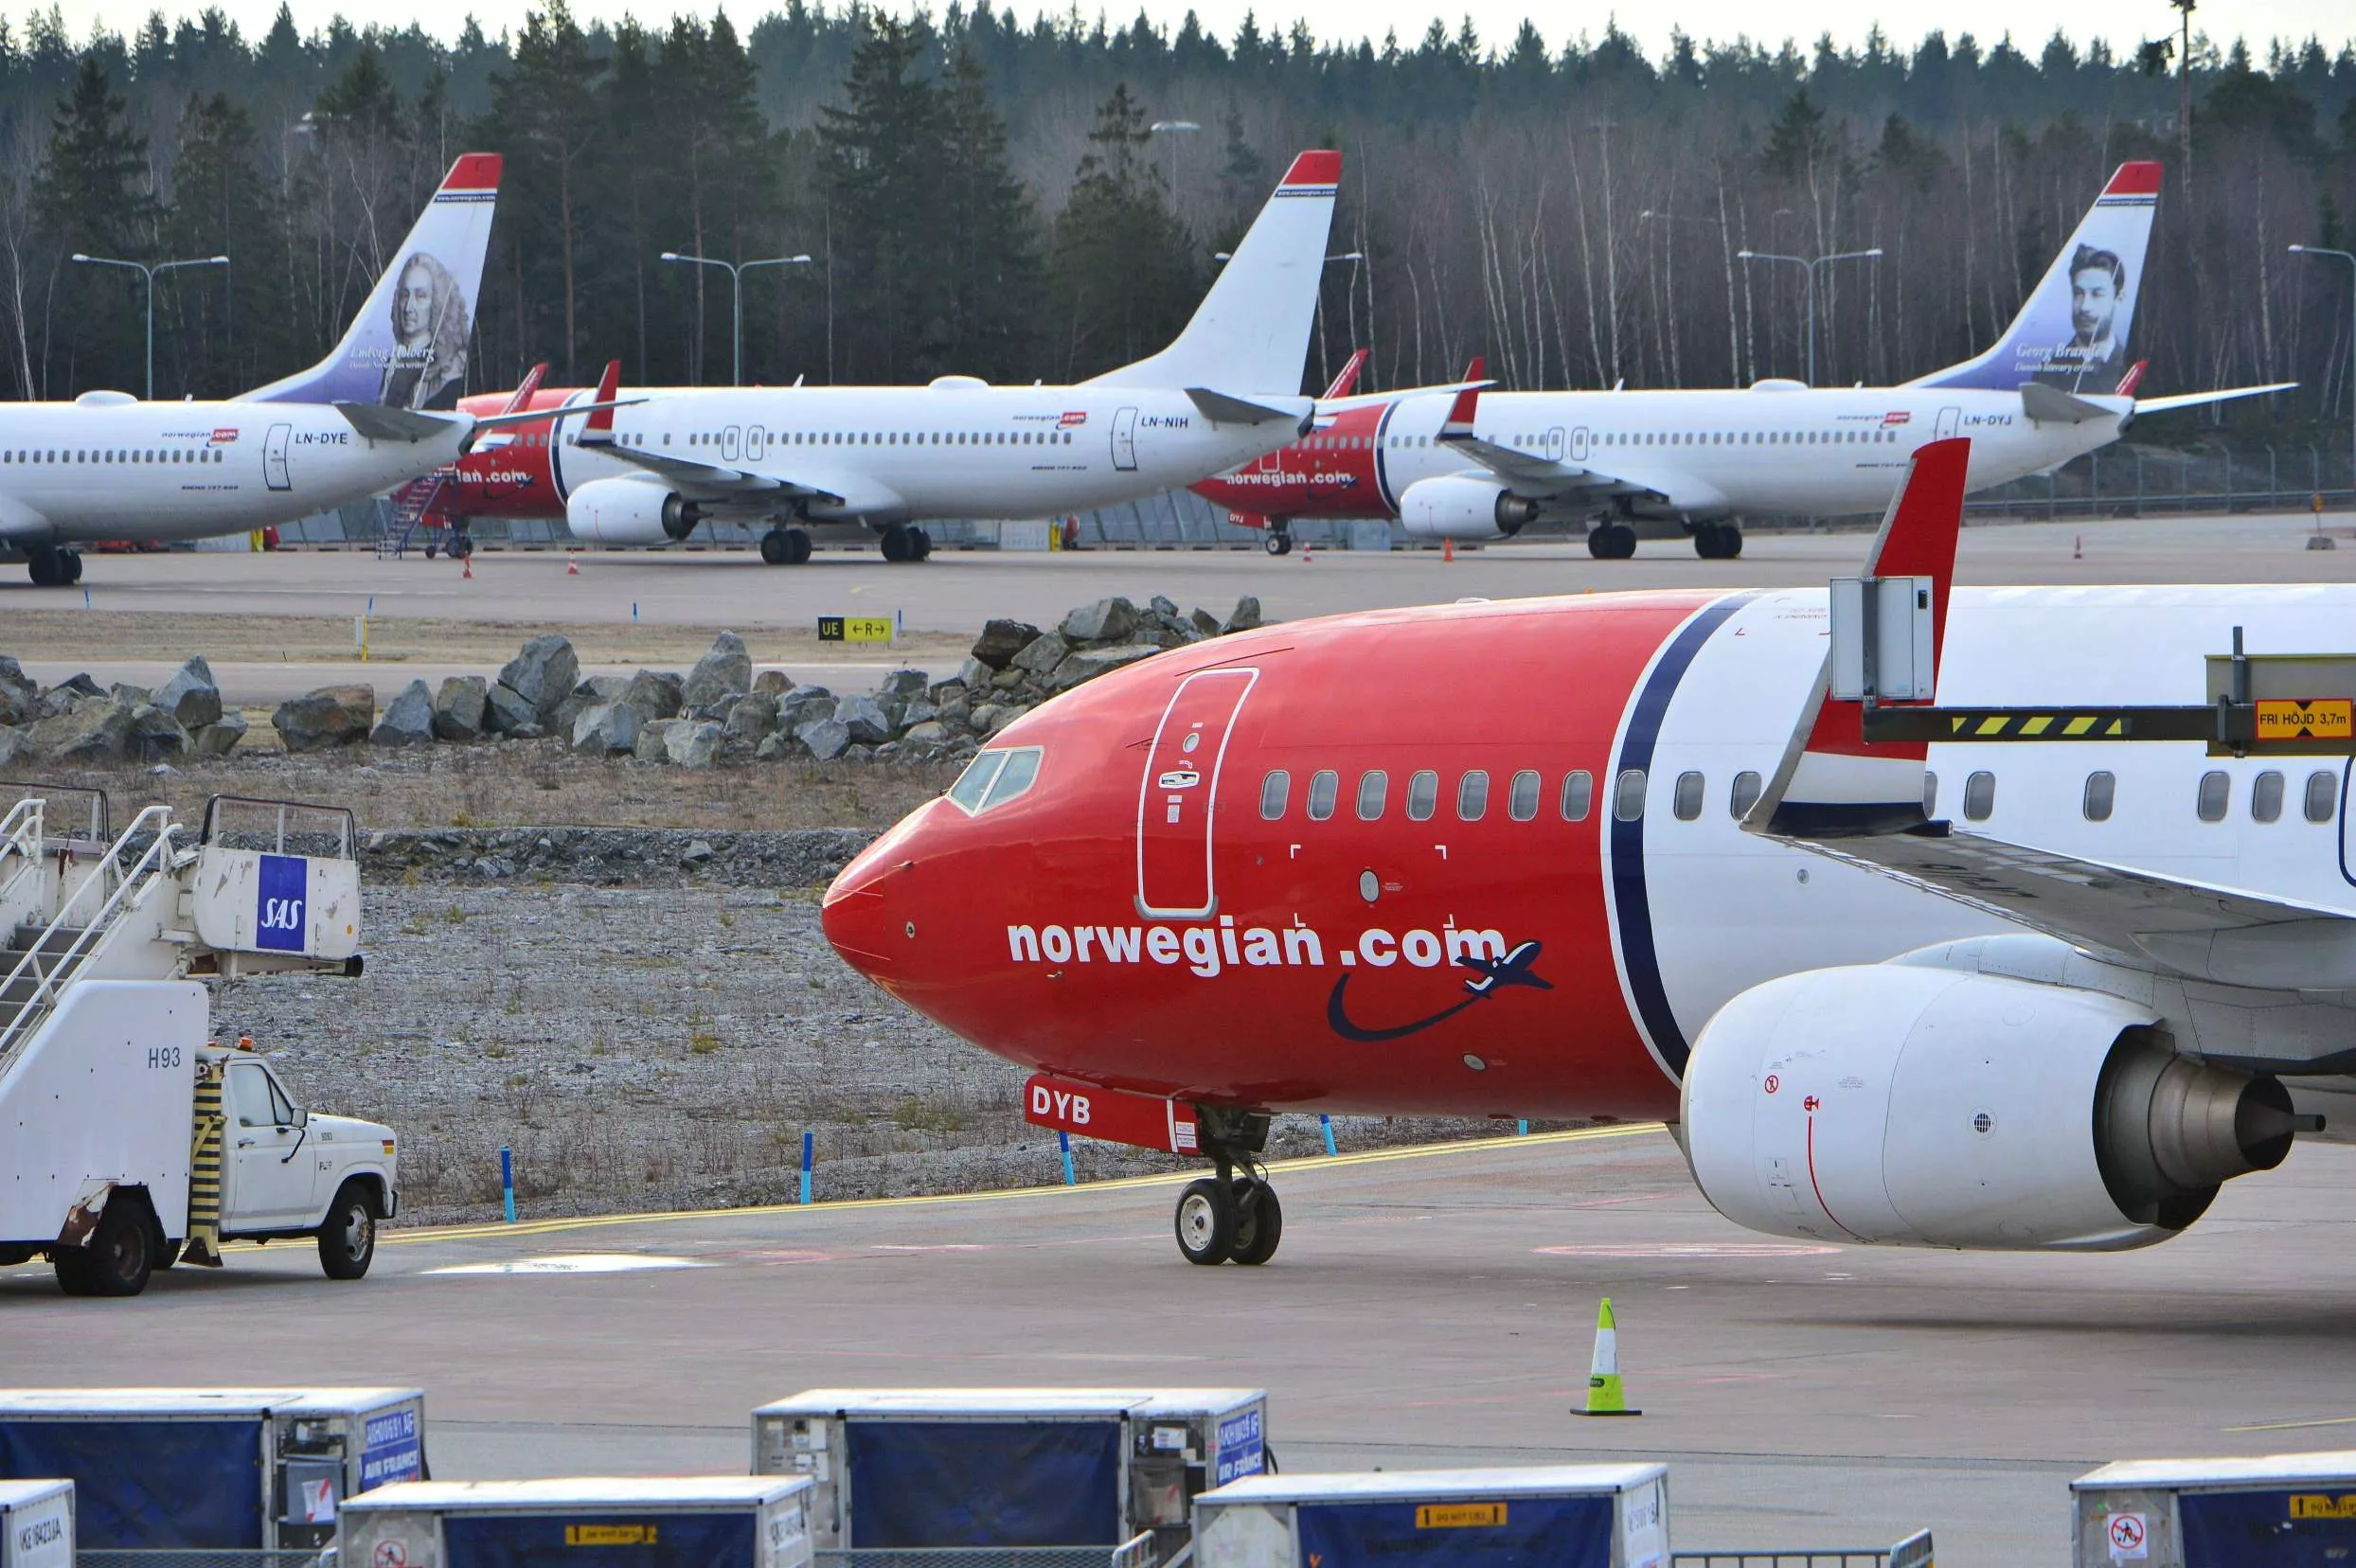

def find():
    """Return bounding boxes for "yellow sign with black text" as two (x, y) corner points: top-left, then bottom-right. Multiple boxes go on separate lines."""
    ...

(2256, 700), (2354, 741)
(817, 615), (895, 645)
(1415, 1504), (1508, 1529)
(564, 1525), (659, 1546)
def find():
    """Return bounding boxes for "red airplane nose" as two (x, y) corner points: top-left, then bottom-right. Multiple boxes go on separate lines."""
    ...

(821, 808), (933, 982)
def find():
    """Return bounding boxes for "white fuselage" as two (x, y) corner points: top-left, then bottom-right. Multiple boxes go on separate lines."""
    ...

(1370, 384), (2127, 519)
(0, 400), (468, 548)
(527, 383), (1307, 524)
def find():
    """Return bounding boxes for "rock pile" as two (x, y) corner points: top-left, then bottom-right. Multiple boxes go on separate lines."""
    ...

(0, 593), (1264, 770)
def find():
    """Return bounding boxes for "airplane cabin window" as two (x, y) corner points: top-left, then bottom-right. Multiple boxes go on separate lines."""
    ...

(1356, 770), (1388, 821)
(2308, 771), (2339, 824)
(981, 748), (1041, 810)
(1405, 770), (1438, 822)
(1506, 770), (1541, 821)
(1672, 771), (1705, 821)
(1614, 769), (1647, 822)
(1307, 770), (1339, 821)
(947, 752), (1006, 813)
(1561, 770), (1594, 822)
(1456, 770), (1490, 821)
(2252, 770), (2285, 824)
(1963, 771), (1996, 821)
(1259, 771), (1290, 820)
(2196, 770), (2230, 823)
(2082, 771), (2115, 822)
(1729, 770), (1762, 819)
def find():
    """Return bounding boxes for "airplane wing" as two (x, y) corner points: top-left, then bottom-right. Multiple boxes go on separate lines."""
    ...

(1186, 387), (1311, 426)
(2134, 383), (2298, 417)
(572, 436), (845, 505)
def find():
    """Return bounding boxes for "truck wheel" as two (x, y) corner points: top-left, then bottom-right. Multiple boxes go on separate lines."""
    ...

(318, 1181), (377, 1280)
(58, 1197), (155, 1297)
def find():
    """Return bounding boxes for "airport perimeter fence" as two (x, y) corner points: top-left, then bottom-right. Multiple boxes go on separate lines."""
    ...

(233, 442), (2356, 556)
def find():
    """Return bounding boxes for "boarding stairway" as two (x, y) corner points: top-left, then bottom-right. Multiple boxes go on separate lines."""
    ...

(376, 469), (455, 559)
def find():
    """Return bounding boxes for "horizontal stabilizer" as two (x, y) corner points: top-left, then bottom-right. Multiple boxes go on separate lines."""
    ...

(335, 402), (457, 443)
(2134, 382), (2298, 417)
(2019, 382), (2114, 424)
(1186, 387), (1309, 426)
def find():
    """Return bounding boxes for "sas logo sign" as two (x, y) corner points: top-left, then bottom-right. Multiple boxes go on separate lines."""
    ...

(256, 852), (307, 952)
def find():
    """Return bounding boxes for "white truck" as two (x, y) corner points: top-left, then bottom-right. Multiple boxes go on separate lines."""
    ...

(0, 786), (398, 1296)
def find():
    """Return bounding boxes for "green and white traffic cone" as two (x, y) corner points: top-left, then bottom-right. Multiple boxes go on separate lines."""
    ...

(1574, 1296), (1641, 1417)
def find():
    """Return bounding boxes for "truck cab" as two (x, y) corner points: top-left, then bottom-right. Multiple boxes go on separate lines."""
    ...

(212, 1043), (398, 1268)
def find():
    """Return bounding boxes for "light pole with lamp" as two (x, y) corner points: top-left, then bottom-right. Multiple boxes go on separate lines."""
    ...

(1735, 245), (1882, 386)
(660, 251), (812, 386)
(2291, 244), (2356, 514)
(71, 253), (229, 400)
(1149, 120), (1200, 216)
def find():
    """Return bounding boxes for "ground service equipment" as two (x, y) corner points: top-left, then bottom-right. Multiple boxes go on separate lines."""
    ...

(2073, 1452), (2356, 1567)
(0, 787), (396, 1295)
(751, 1388), (1270, 1568)
(0, 1387), (425, 1554)
(0, 1481), (72, 1568)
(1192, 1466), (1669, 1568)
(339, 1478), (815, 1568)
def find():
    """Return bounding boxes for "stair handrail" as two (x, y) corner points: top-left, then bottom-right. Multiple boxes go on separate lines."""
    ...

(0, 797), (42, 911)
(0, 803), (180, 1064)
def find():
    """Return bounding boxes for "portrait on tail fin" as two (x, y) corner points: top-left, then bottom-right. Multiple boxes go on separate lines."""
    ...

(377, 252), (472, 410)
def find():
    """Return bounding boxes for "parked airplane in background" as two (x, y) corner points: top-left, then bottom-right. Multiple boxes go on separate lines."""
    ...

(0, 155), (524, 587)
(1196, 162), (2291, 561)
(824, 437), (2356, 1268)
(407, 152), (1346, 565)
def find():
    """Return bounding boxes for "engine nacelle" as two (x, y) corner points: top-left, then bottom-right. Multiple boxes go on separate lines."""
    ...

(565, 477), (700, 547)
(1681, 965), (2305, 1251)
(1397, 476), (1537, 541)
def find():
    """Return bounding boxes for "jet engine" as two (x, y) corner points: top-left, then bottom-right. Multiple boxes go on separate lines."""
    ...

(1680, 964), (2310, 1251)
(1397, 476), (1538, 542)
(565, 477), (700, 546)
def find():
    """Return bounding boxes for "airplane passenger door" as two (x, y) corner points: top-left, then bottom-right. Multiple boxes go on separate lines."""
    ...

(263, 423), (293, 491)
(1136, 668), (1257, 919)
(1566, 427), (1586, 461)
(1112, 407), (1139, 472)
(1936, 406), (1962, 441)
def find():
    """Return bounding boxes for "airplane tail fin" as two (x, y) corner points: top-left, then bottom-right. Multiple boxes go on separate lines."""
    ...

(1320, 348), (1368, 401)
(241, 153), (503, 407)
(1085, 150), (1340, 395)
(1909, 162), (2159, 395)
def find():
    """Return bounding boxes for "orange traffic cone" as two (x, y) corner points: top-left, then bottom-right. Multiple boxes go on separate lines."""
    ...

(566, 555), (580, 575)
(462, 553), (473, 580)
(1443, 538), (1455, 563)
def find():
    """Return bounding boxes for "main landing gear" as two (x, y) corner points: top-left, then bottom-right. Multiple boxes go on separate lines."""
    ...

(25, 546), (82, 587)
(1262, 524), (1294, 557)
(759, 526), (813, 565)
(1172, 1108), (1283, 1266)
(1585, 522), (1636, 560)
(879, 524), (934, 563)
(1692, 521), (1743, 560)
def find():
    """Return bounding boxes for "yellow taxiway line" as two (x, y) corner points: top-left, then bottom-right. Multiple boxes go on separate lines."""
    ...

(381, 1123), (1666, 1248)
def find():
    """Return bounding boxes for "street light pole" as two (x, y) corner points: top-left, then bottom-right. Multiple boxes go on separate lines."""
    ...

(1149, 120), (1200, 218)
(71, 253), (230, 400)
(661, 251), (813, 386)
(1736, 246), (1883, 385)
(2291, 244), (2356, 510)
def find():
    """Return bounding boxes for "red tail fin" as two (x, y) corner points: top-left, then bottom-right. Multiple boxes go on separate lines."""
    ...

(2114, 359), (2148, 399)
(1321, 348), (1368, 401)
(500, 363), (549, 418)
(584, 360), (622, 436)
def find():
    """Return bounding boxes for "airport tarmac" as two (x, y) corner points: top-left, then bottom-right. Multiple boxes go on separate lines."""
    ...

(8, 512), (2354, 650)
(8, 1127), (2354, 1565)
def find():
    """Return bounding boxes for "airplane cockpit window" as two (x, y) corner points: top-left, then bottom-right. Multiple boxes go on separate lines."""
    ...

(1405, 771), (1438, 822)
(2308, 771), (2339, 825)
(1307, 771), (1339, 821)
(1259, 771), (1290, 820)
(945, 747), (1044, 815)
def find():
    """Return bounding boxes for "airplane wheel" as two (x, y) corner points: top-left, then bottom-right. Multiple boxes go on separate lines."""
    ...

(787, 527), (812, 565)
(880, 526), (914, 563)
(423, 541), (440, 560)
(1228, 1179), (1283, 1266)
(27, 548), (65, 587)
(1263, 531), (1292, 557)
(1174, 1177), (1235, 1265)
(760, 528), (793, 565)
(62, 551), (82, 583)
(1587, 525), (1636, 561)
(911, 529), (934, 561)
(1722, 524), (1743, 559)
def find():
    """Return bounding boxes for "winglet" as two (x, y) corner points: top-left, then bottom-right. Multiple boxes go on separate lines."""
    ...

(1745, 438), (1969, 839)
(585, 360), (621, 436)
(1438, 375), (1481, 442)
(2114, 359), (2148, 399)
(1321, 348), (1368, 401)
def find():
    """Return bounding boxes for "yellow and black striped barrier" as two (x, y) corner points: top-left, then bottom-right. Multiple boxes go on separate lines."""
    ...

(184, 1060), (225, 1268)
(1862, 699), (2356, 756)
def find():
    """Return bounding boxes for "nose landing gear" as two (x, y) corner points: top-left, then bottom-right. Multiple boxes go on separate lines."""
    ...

(1172, 1108), (1282, 1266)
(1261, 525), (1294, 557)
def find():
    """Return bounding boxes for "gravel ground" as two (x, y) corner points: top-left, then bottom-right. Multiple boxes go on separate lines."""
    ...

(218, 883), (1520, 1226)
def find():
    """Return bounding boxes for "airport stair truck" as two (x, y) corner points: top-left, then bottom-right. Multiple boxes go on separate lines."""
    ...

(0, 788), (398, 1296)
(0, 1387), (425, 1559)
(751, 1389), (1270, 1568)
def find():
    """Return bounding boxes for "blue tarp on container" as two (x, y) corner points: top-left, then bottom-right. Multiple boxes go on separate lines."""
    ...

(845, 1421), (1122, 1547)
(445, 1513), (756, 1568)
(0, 1418), (264, 1548)
(2182, 1490), (2356, 1568)
(1294, 1497), (1613, 1568)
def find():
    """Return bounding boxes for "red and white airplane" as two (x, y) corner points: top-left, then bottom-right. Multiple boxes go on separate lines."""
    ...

(825, 436), (2353, 1265)
(399, 153), (1346, 565)
(1195, 162), (2290, 561)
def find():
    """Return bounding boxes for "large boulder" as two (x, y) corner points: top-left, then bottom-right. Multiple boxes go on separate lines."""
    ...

(620, 669), (685, 721)
(30, 700), (133, 763)
(192, 711), (246, 757)
(878, 668), (929, 700)
(127, 704), (191, 761)
(901, 720), (953, 749)
(1010, 633), (1071, 676)
(971, 618), (1041, 669)
(664, 720), (723, 769)
(0, 657), (35, 726)
(753, 668), (795, 697)
(484, 683), (544, 739)
(723, 694), (777, 748)
(273, 685), (374, 752)
(151, 657), (223, 729)
(1052, 644), (1164, 690)
(1060, 597), (1137, 645)
(433, 676), (489, 741)
(0, 726), (32, 769)
(572, 700), (642, 755)
(795, 717), (851, 761)
(497, 634), (579, 722)
(832, 694), (894, 745)
(35, 676), (102, 722)
(634, 720), (679, 762)
(683, 632), (752, 712)
(776, 688), (835, 732)
(1190, 608), (1223, 638)
(1223, 596), (1264, 634)
(372, 680), (436, 747)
